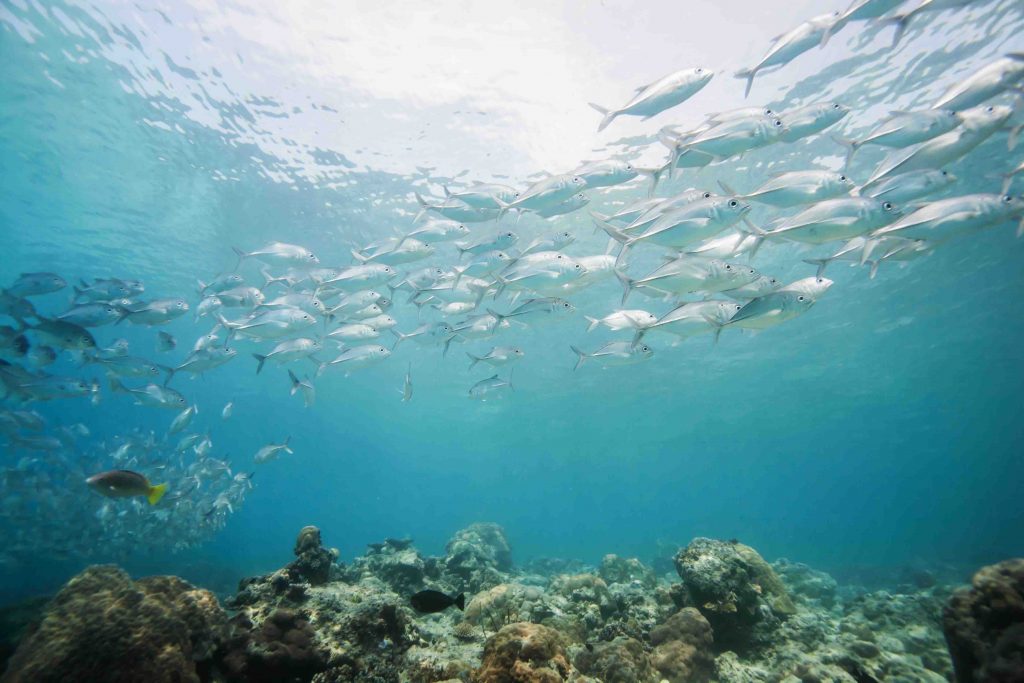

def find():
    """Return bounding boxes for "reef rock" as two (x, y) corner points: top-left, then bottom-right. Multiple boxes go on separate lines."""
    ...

(346, 538), (427, 594)
(444, 523), (513, 593)
(674, 537), (796, 651)
(598, 554), (657, 589)
(221, 607), (327, 683)
(649, 607), (715, 682)
(943, 558), (1024, 683)
(574, 636), (654, 682)
(474, 622), (578, 682)
(774, 558), (838, 609)
(291, 525), (339, 586)
(0, 565), (227, 683)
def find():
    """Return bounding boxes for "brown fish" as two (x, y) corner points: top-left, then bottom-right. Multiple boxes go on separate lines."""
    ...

(86, 470), (168, 505)
(410, 590), (465, 614)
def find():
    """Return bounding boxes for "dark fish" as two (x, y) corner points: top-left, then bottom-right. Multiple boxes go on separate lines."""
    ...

(410, 590), (465, 614)
(384, 537), (414, 550)
(86, 469), (168, 505)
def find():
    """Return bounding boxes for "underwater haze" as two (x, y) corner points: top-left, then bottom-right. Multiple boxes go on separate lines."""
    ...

(1, 0), (1024, 607)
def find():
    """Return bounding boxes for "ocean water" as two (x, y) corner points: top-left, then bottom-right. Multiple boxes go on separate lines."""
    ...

(1, 0), (1023, 608)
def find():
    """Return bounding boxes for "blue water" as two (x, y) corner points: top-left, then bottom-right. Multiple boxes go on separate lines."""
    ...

(2, 0), (1023, 604)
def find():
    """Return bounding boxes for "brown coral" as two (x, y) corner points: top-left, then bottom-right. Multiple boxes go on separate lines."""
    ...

(0, 565), (227, 683)
(474, 622), (576, 682)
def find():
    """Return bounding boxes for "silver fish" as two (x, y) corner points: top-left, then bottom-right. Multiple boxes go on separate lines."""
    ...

(589, 67), (713, 131)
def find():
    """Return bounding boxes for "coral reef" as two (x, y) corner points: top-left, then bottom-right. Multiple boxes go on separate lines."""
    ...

(943, 558), (1024, 683)
(0, 565), (227, 683)
(3, 524), (1004, 683)
(673, 537), (796, 651)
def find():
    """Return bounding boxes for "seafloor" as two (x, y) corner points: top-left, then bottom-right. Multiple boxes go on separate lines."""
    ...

(0, 523), (1020, 682)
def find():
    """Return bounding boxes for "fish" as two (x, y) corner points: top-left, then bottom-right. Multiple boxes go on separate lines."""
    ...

(762, 197), (901, 245)
(222, 401), (234, 420)
(778, 102), (850, 143)
(585, 310), (659, 333)
(589, 67), (714, 131)
(72, 278), (142, 302)
(216, 309), (317, 342)
(644, 301), (743, 344)
(165, 347), (238, 384)
(168, 404), (198, 435)
(466, 346), (524, 370)
(414, 193), (501, 223)
(353, 238), (435, 265)
(535, 193), (590, 219)
(254, 437), (293, 464)
(603, 197), (752, 253)
(4, 272), (67, 298)
(410, 589), (465, 613)
(670, 115), (786, 167)
(93, 354), (165, 379)
(0, 292), (36, 322)
(859, 169), (957, 203)
(156, 331), (177, 352)
(871, 193), (1024, 243)
(574, 160), (638, 188)
(500, 175), (587, 214)
(723, 171), (854, 208)
(54, 303), (123, 327)
(320, 345), (391, 375)
(441, 184), (519, 210)
(803, 236), (931, 278)
(26, 345), (57, 367)
(400, 363), (412, 402)
(197, 273), (245, 295)
(468, 373), (514, 400)
(735, 12), (841, 97)
(866, 105), (1012, 186)
(328, 323), (381, 343)
(30, 318), (96, 350)
(13, 375), (94, 402)
(391, 322), (455, 348)
(109, 376), (188, 409)
(571, 342), (653, 371)
(617, 257), (760, 304)
(933, 54), (1024, 111)
(725, 277), (834, 330)
(257, 293), (326, 316)
(403, 219), (471, 243)
(215, 287), (263, 308)
(118, 298), (190, 326)
(233, 242), (319, 269)
(517, 231), (575, 257)
(821, 0), (907, 45)
(86, 470), (168, 506)
(887, 0), (992, 47)
(834, 109), (961, 166)
(320, 264), (397, 291)
(252, 338), (324, 373)
(287, 370), (316, 408)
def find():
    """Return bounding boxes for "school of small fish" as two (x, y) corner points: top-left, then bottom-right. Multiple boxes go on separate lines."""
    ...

(1, 0), (1022, 561)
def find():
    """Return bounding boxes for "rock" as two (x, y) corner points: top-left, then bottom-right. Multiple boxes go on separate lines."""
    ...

(473, 622), (577, 682)
(346, 540), (427, 594)
(444, 523), (513, 593)
(943, 558), (1024, 683)
(575, 636), (655, 682)
(290, 525), (338, 586)
(598, 555), (656, 588)
(0, 565), (227, 683)
(550, 574), (616, 619)
(673, 537), (795, 651)
(649, 608), (714, 683)
(774, 559), (838, 609)
(221, 607), (327, 683)
(0, 596), (48, 674)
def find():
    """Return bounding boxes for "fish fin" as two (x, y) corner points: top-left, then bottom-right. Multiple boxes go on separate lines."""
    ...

(584, 316), (600, 333)
(454, 592), (466, 610)
(506, 368), (514, 392)
(734, 68), (757, 99)
(231, 246), (247, 271)
(160, 365), (175, 387)
(466, 352), (480, 370)
(108, 376), (126, 394)
(390, 328), (409, 350)
(350, 248), (370, 263)
(1008, 124), (1022, 152)
(252, 353), (267, 374)
(860, 238), (879, 266)
(288, 369), (301, 395)
(802, 258), (830, 278)
(591, 212), (630, 243)
(147, 483), (168, 506)
(1017, 216), (1024, 239)
(413, 192), (429, 223)
(868, 260), (880, 279)
(196, 279), (207, 294)
(635, 164), (668, 196)
(1003, 174), (1014, 195)
(442, 185), (451, 198)
(589, 102), (617, 132)
(831, 134), (860, 169)
(613, 268), (635, 306)
(570, 345), (587, 371)
(701, 314), (725, 346)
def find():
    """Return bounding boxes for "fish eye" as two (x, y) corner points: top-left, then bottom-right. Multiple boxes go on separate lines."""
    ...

(703, 192), (711, 198)
(764, 108), (773, 115)
(798, 296), (805, 302)
(1003, 195), (1013, 203)
(941, 170), (948, 176)
(642, 345), (650, 352)
(575, 264), (581, 269)
(839, 175), (847, 181)
(986, 106), (994, 113)
(725, 264), (732, 270)
(774, 120), (782, 127)
(625, 164), (633, 171)
(729, 200), (738, 207)
(832, 103), (840, 109)
(883, 202), (893, 210)
(695, 68), (703, 73)
(514, 192), (520, 198)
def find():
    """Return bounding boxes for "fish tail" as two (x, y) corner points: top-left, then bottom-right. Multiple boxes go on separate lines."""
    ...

(831, 134), (860, 169)
(315, 361), (328, 379)
(108, 376), (126, 394)
(442, 185), (451, 198)
(591, 213), (629, 244)
(196, 279), (207, 295)
(868, 260), (880, 279)
(350, 248), (369, 264)
(494, 196), (511, 221)
(231, 246), (247, 271)
(160, 365), (175, 387)
(588, 102), (617, 132)
(454, 593), (465, 611)
(632, 329), (646, 347)
(1017, 216), (1024, 239)
(147, 482), (168, 506)
(252, 353), (267, 374)
(877, 13), (911, 48)
(734, 68), (757, 99)
(701, 313), (726, 346)
(584, 316), (600, 333)
(1008, 123), (1022, 152)
(413, 192), (430, 223)
(802, 258), (831, 279)
(613, 268), (635, 306)
(506, 368), (514, 392)
(283, 435), (292, 454)
(466, 352), (480, 370)
(570, 345), (588, 372)
(288, 369), (301, 395)
(860, 238), (879, 266)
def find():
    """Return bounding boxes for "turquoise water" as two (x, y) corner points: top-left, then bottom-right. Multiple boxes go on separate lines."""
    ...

(1, 0), (1023, 604)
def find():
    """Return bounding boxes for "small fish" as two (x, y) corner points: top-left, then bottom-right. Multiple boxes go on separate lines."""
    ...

(455, 231), (520, 258)
(469, 373), (514, 400)
(859, 169), (957, 204)
(57, 303), (124, 327)
(5, 272), (67, 298)
(109, 376), (187, 409)
(466, 346), (524, 369)
(585, 310), (658, 333)
(216, 287), (263, 308)
(30, 318), (96, 350)
(197, 273), (245, 295)
(725, 277), (834, 330)
(165, 347), (238, 384)
(574, 160), (638, 189)
(222, 401), (234, 420)
(287, 371), (316, 408)
(118, 298), (189, 326)
(27, 345), (57, 367)
(0, 293), (36, 323)
(328, 323), (380, 343)
(254, 437), (293, 464)
(168, 404), (198, 435)
(571, 342), (653, 371)
(735, 12), (841, 97)
(400, 363), (412, 402)
(410, 589), (465, 613)
(86, 470), (168, 506)
(589, 67), (714, 131)
(320, 345), (391, 376)
(252, 338), (323, 374)
(233, 242), (319, 269)
(156, 331), (177, 352)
